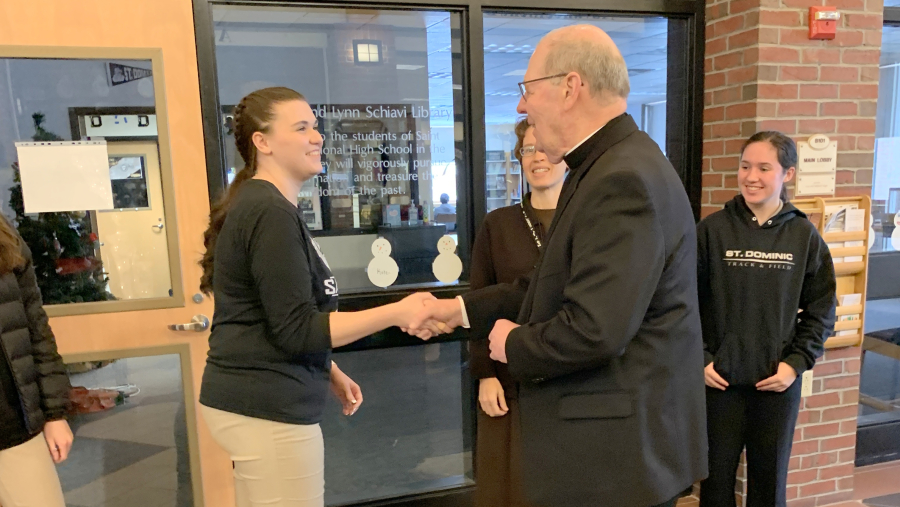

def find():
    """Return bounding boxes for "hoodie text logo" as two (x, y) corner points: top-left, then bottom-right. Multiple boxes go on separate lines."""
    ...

(724, 250), (794, 270)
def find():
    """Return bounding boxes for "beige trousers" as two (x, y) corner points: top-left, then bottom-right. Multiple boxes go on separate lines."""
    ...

(201, 405), (325, 507)
(0, 433), (66, 507)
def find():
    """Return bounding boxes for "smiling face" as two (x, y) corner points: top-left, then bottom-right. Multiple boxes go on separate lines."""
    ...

(256, 99), (324, 182)
(520, 126), (567, 191)
(738, 141), (795, 207)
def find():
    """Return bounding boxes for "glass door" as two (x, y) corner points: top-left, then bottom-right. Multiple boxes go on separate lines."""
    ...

(0, 47), (219, 507)
(857, 21), (900, 474)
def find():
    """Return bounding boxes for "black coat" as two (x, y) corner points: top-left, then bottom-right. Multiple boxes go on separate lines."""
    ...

(463, 114), (708, 507)
(0, 228), (70, 437)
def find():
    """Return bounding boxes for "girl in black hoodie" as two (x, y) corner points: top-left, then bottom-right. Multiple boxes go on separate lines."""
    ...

(697, 131), (836, 507)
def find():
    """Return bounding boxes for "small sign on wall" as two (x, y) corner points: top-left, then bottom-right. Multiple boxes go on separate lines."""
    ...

(796, 134), (837, 196)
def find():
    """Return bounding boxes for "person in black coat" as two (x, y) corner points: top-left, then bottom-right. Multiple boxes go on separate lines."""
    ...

(0, 216), (73, 507)
(697, 132), (836, 507)
(470, 118), (566, 507)
(408, 25), (707, 507)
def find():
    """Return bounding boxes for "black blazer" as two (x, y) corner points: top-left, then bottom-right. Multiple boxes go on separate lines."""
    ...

(463, 114), (708, 507)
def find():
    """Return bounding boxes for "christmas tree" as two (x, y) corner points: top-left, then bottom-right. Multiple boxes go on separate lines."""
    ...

(9, 113), (114, 304)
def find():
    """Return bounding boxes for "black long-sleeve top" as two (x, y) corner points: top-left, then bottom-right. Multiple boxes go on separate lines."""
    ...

(199, 180), (338, 424)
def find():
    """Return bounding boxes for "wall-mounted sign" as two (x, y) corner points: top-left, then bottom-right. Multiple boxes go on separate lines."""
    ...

(107, 62), (153, 86)
(796, 134), (837, 196)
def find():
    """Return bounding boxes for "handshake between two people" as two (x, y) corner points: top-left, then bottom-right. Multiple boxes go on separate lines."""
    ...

(395, 293), (520, 363)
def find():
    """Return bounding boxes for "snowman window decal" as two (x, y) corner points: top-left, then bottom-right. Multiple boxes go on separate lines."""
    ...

(367, 238), (400, 288)
(433, 235), (463, 284)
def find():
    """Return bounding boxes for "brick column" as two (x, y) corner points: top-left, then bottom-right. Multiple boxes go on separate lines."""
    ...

(701, 0), (882, 505)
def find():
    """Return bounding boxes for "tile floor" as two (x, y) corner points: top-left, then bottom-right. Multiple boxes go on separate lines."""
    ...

(57, 354), (192, 507)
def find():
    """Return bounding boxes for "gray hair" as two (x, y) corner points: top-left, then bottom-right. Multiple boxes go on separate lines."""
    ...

(542, 37), (630, 100)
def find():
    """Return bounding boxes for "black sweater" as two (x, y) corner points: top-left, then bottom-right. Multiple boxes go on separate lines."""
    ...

(697, 196), (837, 386)
(199, 180), (338, 425)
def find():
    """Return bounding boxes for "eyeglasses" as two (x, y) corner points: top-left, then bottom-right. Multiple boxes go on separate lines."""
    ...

(518, 145), (537, 158)
(518, 73), (568, 100)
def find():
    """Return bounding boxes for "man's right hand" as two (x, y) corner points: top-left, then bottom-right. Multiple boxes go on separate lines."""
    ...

(704, 363), (729, 391)
(479, 377), (508, 417)
(405, 298), (464, 337)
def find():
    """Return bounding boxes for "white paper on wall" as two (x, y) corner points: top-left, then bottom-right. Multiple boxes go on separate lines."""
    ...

(15, 141), (114, 213)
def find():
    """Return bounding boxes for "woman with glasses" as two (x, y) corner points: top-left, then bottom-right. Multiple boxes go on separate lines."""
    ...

(470, 118), (567, 507)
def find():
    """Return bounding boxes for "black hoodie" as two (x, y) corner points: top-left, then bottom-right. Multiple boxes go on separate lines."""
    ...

(697, 195), (837, 386)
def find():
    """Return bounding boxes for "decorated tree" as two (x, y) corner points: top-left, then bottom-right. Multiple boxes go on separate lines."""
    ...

(8, 113), (114, 304)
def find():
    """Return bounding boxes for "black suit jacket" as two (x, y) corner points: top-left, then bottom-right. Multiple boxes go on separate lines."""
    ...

(463, 114), (708, 507)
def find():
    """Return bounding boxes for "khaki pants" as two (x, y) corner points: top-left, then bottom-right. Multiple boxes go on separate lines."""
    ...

(0, 433), (66, 507)
(201, 405), (325, 507)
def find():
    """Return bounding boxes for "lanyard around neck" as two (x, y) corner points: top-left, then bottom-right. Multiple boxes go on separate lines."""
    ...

(520, 202), (542, 249)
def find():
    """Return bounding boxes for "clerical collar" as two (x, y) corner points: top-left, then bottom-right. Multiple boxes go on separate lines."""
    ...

(566, 125), (604, 157)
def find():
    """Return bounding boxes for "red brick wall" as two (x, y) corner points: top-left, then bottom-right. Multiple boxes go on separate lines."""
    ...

(700, 0), (881, 505)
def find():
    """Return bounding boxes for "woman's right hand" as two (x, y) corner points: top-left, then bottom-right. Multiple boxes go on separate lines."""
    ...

(479, 377), (509, 417)
(704, 363), (729, 391)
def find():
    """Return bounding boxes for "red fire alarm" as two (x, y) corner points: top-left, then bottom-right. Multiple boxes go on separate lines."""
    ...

(809, 6), (840, 40)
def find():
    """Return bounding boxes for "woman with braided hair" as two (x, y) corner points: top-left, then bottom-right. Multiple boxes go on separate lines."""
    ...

(199, 87), (435, 507)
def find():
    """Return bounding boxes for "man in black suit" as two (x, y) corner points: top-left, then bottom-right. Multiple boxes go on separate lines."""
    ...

(408, 25), (707, 507)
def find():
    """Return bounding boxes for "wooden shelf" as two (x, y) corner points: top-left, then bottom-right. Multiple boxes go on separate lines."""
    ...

(836, 304), (863, 316)
(825, 334), (861, 349)
(834, 261), (866, 276)
(834, 319), (862, 332)
(816, 195), (871, 350)
(829, 246), (868, 258)
(823, 230), (868, 242)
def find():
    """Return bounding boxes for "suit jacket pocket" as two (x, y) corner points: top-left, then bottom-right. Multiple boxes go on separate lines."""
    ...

(558, 392), (633, 420)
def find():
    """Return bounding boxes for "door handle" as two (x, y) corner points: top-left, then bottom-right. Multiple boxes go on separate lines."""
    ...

(168, 315), (210, 332)
(152, 223), (164, 231)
